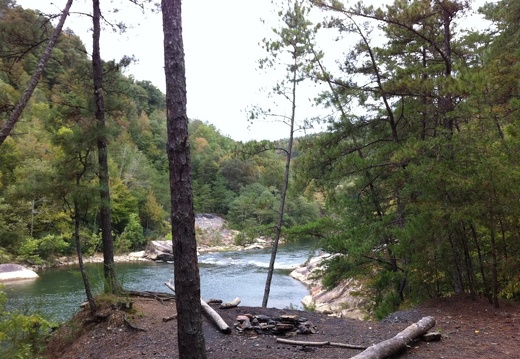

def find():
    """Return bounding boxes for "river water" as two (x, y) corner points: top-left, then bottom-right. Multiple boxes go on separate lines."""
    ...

(3, 241), (316, 322)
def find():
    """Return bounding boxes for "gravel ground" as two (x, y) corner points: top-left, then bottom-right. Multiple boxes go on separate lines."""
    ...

(44, 294), (520, 359)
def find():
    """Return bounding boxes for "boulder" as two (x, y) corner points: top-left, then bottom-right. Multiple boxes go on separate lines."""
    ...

(146, 241), (173, 260)
(155, 253), (174, 262)
(0, 264), (39, 282)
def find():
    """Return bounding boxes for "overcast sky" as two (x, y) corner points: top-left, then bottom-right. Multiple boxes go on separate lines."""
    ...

(16, 0), (492, 141)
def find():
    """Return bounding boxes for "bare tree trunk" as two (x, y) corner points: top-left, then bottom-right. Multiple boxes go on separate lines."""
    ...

(490, 225), (499, 308)
(74, 199), (96, 314)
(262, 54), (297, 309)
(92, 0), (120, 293)
(0, 0), (74, 146)
(162, 0), (207, 358)
(461, 228), (476, 298)
(350, 316), (436, 359)
(470, 223), (492, 304)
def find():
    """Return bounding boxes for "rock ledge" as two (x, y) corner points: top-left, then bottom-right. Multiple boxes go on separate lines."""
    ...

(290, 253), (373, 320)
(0, 263), (39, 281)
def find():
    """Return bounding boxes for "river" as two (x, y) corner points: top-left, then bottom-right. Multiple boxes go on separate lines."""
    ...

(3, 241), (316, 322)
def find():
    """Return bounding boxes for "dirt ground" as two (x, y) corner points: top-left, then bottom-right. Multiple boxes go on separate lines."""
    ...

(44, 294), (519, 359)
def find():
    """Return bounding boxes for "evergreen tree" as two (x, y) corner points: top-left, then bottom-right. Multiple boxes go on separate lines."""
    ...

(92, 0), (121, 293)
(298, 0), (520, 314)
(256, 0), (321, 307)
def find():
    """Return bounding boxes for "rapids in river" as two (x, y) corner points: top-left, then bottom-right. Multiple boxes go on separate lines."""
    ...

(4, 241), (316, 321)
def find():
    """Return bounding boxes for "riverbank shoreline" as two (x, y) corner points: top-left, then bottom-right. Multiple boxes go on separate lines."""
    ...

(40, 236), (274, 268)
(3, 244), (371, 320)
(289, 253), (373, 320)
(24, 212), (274, 270)
(3, 214), (369, 318)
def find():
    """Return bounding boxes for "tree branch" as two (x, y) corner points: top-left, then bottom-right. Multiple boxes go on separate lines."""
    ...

(0, 0), (74, 146)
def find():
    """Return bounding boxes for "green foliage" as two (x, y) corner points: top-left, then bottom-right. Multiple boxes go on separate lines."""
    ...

(18, 234), (70, 263)
(320, 255), (353, 290)
(372, 291), (402, 321)
(0, 286), (55, 358)
(114, 233), (132, 255)
(233, 232), (252, 246)
(120, 213), (145, 251)
(285, 217), (336, 242)
(292, 0), (520, 314)
(0, 3), (325, 271)
(0, 197), (27, 251)
(140, 191), (167, 236)
(17, 237), (40, 264)
(228, 183), (279, 231)
(0, 246), (12, 263)
(109, 177), (139, 234)
(284, 195), (320, 227)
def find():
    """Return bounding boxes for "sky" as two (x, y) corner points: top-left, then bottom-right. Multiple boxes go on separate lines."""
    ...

(16, 0), (293, 141)
(16, 0), (493, 142)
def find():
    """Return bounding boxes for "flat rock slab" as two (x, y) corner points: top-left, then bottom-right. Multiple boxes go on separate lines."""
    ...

(0, 263), (39, 281)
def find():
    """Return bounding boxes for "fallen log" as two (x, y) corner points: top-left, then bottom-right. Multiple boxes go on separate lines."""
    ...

(125, 290), (176, 302)
(331, 342), (368, 350)
(350, 316), (436, 359)
(277, 338), (329, 347)
(200, 298), (232, 334)
(164, 281), (231, 334)
(219, 297), (241, 309)
(164, 280), (176, 294)
(276, 338), (367, 350)
(206, 299), (223, 304)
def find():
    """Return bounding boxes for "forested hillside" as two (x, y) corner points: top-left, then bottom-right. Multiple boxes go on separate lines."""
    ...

(0, 2), (319, 264)
(1, 0), (520, 321)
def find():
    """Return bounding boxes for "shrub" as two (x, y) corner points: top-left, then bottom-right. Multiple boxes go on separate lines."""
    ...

(0, 286), (56, 358)
(18, 235), (70, 263)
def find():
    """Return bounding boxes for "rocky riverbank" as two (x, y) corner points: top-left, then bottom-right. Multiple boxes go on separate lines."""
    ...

(290, 253), (373, 320)
(3, 214), (371, 319)
(0, 263), (39, 281)
(23, 214), (270, 268)
(193, 215), (374, 319)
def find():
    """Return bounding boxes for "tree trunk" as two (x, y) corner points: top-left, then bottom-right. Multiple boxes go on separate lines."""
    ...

(350, 316), (436, 359)
(74, 199), (96, 314)
(470, 223), (492, 304)
(262, 105), (294, 307)
(164, 281), (231, 334)
(92, 0), (120, 293)
(489, 225), (499, 308)
(262, 25), (298, 309)
(0, 0), (74, 146)
(162, 0), (207, 358)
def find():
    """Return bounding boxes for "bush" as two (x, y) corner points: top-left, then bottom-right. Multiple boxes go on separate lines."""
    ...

(79, 231), (101, 257)
(18, 235), (70, 263)
(233, 232), (251, 246)
(0, 286), (56, 358)
(121, 213), (146, 250)
(114, 234), (132, 255)
(0, 247), (12, 263)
